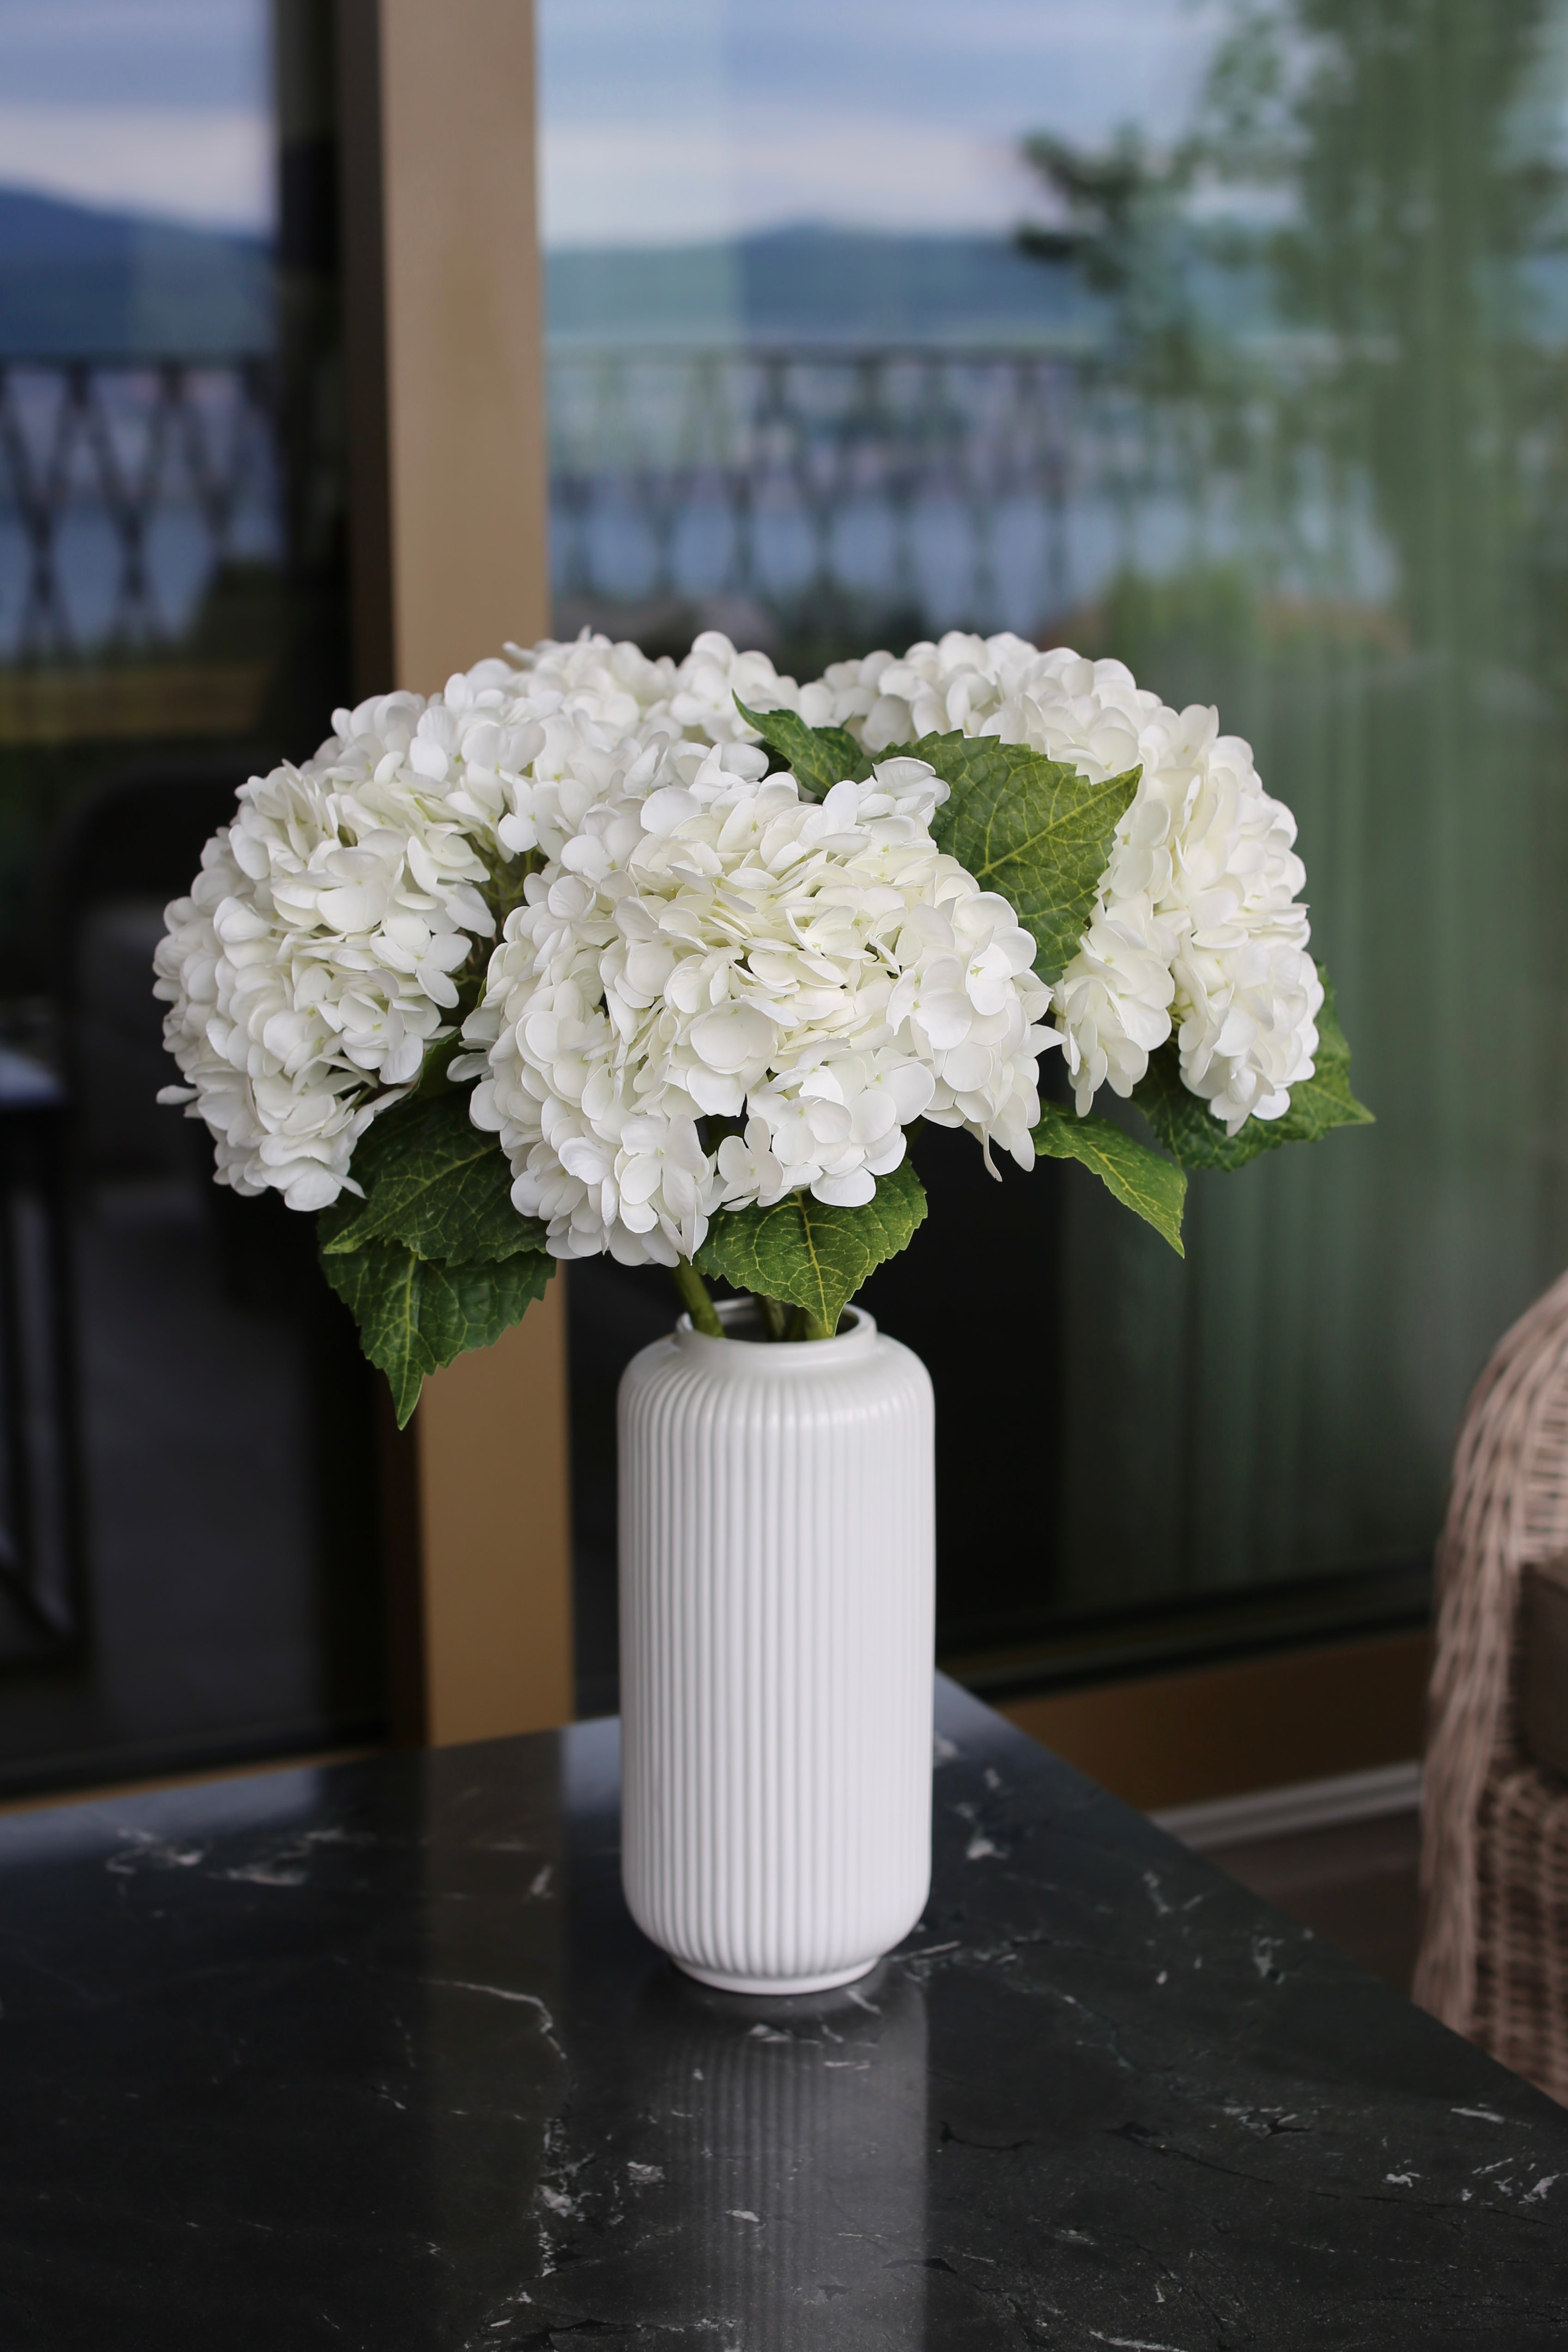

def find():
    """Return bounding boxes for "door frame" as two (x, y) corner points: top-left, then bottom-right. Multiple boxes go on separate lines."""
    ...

(336, 0), (575, 1746)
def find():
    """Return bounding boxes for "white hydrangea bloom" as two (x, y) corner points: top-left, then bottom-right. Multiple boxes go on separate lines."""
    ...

(153, 630), (808, 1216)
(408, 629), (801, 862)
(462, 743), (1052, 1267)
(802, 630), (1320, 1132)
(406, 636), (679, 862)
(166, 617), (1303, 1255)
(153, 691), (501, 1211)
(666, 628), (800, 742)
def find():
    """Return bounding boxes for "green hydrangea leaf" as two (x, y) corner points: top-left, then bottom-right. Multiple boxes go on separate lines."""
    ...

(1132, 964), (1374, 1171)
(320, 1237), (553, 1427)
(1132, 1046), (1274, 1170)
(319, 1086), (544, 1265)
(734, 697), (874, 799)
(695, 1159), (928, 1333)
(1032, 1100), (1186, 1256)
(916, 732), (1140, 986)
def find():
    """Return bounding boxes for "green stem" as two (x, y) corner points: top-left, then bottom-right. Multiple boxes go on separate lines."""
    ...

(786, 1304), (835, 1341)
(672, 1259), (725, 1338)
(757, 1294), (788, 1342)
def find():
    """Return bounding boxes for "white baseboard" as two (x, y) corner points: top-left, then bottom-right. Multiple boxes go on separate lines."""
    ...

(1152, 1760), (1422, 1853)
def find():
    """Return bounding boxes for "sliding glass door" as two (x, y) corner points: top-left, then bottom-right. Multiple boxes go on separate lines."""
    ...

(541, 0), (1568, 1695)
(0, 0), (382, 1788)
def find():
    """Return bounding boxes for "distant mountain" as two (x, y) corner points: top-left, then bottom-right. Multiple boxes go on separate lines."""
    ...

(551, 220), (1568, 352)
(7, 193), (1566, 367)
(0, 186), (272, 358)
(4, 201), (1092, 361)
(2, 194), (1095, 363)
(545, 224), (1102, 346)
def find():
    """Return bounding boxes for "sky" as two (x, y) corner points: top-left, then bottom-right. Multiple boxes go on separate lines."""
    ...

(0, 0), (1222, 247)
(538, 0), (1223, 248)
(0, 0), (271, 230)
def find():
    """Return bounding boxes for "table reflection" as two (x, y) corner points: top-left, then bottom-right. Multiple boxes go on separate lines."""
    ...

(625, 1964), (931, 2348)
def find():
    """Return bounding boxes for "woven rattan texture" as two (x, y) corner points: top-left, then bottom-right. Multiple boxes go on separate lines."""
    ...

(1415, 1267), (1568, 2102)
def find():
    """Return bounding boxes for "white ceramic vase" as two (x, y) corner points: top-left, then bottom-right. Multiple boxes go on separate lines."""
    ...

(618, 1300), (935, 1994)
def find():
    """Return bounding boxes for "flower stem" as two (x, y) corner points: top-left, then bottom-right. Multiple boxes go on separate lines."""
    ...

(672, 1259), (725, 1338)
(786, 1304), (835, 1341)
(757, 1294), (788, 1342)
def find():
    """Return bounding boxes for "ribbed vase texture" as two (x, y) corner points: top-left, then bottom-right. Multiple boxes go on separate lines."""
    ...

(618, 1304), (935, 1994)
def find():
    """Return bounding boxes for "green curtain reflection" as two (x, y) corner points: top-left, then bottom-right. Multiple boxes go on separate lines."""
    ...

(1056, 0), (1568, 1610)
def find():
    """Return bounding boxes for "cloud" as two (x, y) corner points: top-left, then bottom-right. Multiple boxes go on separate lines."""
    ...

(543, 0), (1217, 135)
(0, 104), (271, 231)
(0, 2), (264, 110)
(536, 0), (1223, 246)
(541, 109), (1045, 248)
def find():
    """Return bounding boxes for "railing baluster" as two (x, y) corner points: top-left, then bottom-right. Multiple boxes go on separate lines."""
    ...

(0, 354), (293, 669)
(0, 339), (1303, 674)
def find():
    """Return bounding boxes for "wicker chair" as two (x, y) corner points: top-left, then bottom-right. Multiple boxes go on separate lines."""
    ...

(1415, 1268), (1568, 2102)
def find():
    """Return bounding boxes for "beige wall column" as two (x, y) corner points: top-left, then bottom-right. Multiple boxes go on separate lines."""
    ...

(337, 0), (574, 1744)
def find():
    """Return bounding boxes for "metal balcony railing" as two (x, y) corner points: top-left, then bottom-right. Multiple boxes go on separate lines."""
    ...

(548, 341), (1094, 636)
(0, 358), (280, 663)
(0, 342), (1371, 675)
(0, 344), (1296, 673)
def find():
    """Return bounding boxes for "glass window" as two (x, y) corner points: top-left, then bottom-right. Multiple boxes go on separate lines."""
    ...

(543, 0), (1568, 1703)
(0, 0), (381, 1790)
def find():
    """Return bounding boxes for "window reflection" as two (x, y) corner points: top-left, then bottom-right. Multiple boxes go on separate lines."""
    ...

(0, 0), (378, 1789)
(546, 0), (1568, 1687)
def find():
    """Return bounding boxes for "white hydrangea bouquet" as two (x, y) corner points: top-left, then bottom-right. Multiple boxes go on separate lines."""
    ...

(155, 630), (1370, 1425)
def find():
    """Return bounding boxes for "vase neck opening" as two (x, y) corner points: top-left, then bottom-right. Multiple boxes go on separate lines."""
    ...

(674, 1299), (878, 1362)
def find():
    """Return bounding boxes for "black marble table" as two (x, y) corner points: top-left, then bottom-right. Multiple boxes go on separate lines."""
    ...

(3, 1677), (1567, 2350)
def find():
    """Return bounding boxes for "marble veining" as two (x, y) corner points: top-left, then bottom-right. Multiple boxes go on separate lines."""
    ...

(1, 1679), (1566, 2348)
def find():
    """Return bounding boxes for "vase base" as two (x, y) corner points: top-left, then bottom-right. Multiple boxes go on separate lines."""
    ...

(674, 1955), (880, 1997)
